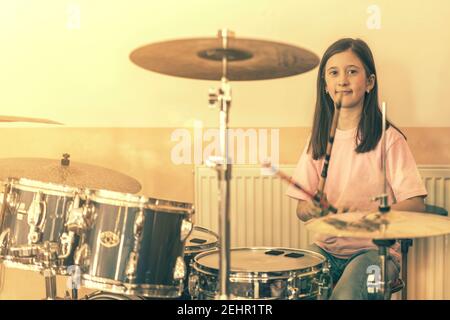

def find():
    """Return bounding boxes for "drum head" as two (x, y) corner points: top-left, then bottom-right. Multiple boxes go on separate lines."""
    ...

(185, 226), (219, 253)
(195, 247), (325, 274)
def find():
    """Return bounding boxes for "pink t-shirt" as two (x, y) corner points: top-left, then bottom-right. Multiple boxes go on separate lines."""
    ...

(286, 126), (427, 262)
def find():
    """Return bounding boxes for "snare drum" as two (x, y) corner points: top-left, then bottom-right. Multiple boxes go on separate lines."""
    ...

(0, 178), (80, 273)
(189, 247), (326, 300)
(78, 189), (194, 298)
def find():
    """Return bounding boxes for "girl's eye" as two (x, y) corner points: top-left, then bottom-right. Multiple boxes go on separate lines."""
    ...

(348, 69), (358, 75)
(328, 70), (338, 76)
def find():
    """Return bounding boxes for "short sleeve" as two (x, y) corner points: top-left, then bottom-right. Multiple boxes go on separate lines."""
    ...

(285, 140), (320, 201)
(386, 131), (428, 203)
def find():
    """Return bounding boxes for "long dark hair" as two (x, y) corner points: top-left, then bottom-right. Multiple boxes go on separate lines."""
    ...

(308, 38), (404, 160)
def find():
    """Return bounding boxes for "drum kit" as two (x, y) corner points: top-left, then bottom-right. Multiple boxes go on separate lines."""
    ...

(1, 29), (450, 301)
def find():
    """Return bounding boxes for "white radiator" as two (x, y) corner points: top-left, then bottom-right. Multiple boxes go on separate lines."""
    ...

(194, 164), (450, 300)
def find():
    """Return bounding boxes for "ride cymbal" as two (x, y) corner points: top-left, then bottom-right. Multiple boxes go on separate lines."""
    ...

(130, 37), (320, 81)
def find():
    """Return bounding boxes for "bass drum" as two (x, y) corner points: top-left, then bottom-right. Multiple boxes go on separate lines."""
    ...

(85, 291), (145, 300)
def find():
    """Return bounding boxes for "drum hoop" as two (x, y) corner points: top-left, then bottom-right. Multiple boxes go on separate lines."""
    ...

(192, 247), (326, 279)
(185, 226), (219, 253)
(88, 190), (194, 215)
(10, 178), (78, 197)
(82, 275), (183, 298)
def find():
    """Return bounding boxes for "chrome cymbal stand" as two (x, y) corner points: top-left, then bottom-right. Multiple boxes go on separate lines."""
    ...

(370, 102), (394, 300)
(206, 29), (235, 300)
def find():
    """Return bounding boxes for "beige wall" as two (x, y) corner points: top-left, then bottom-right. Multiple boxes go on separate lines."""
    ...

(0, 0), (449, 128)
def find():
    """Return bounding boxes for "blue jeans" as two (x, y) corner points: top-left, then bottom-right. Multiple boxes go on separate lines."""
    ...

(307, 244), (400, 300)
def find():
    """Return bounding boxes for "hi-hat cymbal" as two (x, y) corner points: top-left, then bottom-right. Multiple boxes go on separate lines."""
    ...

(0, 156), (141, 194)
(130, 38), (320, 81)
(0, 115), (62, 125)
(305, 210), (450, 239)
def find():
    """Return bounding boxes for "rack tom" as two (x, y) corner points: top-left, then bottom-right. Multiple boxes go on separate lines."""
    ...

(78, 189), (194, 298)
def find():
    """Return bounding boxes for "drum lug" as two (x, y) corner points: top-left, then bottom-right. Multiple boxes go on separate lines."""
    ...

(180, 219), (193, 241)
(66, 196), (95, 233)
(133, 208), (145, 238)
(0, 229), (10, 256)
(27, 191), (47, 244)
(59, 231), (75, 259)
(125, 252), (138, 281)
(287, 278), (299, 300)
(74, 243), (90, 267)
(6, 190), (18, 208)
(316, 261), (333, 300)
(188, 273), (200, 299)
(173, 256), (186, 280)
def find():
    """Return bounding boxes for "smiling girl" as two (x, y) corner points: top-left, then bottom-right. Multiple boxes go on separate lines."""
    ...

(286, 38), (427, 300)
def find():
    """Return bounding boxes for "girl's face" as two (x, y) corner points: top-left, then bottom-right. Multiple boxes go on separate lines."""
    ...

(324, 49), (375, 109)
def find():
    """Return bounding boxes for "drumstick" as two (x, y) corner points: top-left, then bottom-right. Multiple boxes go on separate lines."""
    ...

(262, 162), (337, 214)
(317, 93), (343, 194)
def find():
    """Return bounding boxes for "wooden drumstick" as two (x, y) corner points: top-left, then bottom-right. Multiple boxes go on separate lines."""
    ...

(314, 93), (343, 215)
(262, 162), (337, 213)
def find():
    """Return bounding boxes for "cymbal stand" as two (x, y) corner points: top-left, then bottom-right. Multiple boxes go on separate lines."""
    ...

(39, 242), (62, 300)
(206, 29), (234, 300)
(370, 102), (394, 300)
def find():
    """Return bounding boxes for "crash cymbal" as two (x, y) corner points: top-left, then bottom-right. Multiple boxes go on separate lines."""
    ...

(0, 115), (62, 125)
(0, 155), (141, 194)
(130, 37), (320, 81)
(305, 210), (450, 239)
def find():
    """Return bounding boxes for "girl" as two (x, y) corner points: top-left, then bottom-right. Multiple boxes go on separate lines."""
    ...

(286, 38), (427, 300)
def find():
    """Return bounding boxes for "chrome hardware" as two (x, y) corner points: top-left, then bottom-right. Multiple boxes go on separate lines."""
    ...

(126, 208), (146, 282)
(189, 273), (200, 299)
(59, 231), (75, 259)
(66, 201), (95, 233)
(6, 190), (18, 208)
(125, 251), (138, 281)
(286, 278), (299, 300)
(317, 261), (333, 300)
(180, 219), (193, 241)
(74, 243), (90, 267)
(27, 191), (47, 244)
(133, 208), (145, 239)
(173, 256), (186, 280)
(0, 229), (10, 256)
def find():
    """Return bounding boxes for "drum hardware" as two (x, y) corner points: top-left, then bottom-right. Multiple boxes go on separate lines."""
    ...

(125, 207), (145, 283)
(315, 260), (333, 300)
(201, 29), (234, 300)
(27, 190), (47, 244)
